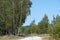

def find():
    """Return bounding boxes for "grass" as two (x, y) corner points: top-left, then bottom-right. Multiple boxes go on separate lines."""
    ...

(0, 34), (60, 40)
(39, 34), (60, 40)
(0, 35), (22, 40)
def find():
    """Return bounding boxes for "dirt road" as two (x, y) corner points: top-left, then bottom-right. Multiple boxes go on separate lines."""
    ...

(20, 36), (43, 40)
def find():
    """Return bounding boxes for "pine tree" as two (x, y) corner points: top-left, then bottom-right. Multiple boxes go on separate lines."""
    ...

(38, 14), (49, 34)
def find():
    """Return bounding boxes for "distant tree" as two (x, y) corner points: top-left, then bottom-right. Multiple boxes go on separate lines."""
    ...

(29, 20), (37, 34)
(19, 26), (26, 34)
(49, 15), (60, 38)
(52, 16), (56, 24)
(38, 14), (49, 34)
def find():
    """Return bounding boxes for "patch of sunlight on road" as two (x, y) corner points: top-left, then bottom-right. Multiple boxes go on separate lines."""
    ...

(20, 36), (42, 40)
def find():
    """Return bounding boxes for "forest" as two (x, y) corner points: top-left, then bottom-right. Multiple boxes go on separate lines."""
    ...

(20, 14), (60, 39)
(0, 0), (60, 40)
(0, 0), (32, 35)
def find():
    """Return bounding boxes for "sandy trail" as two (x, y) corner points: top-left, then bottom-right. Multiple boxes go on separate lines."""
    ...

(20, 36), (43, 40)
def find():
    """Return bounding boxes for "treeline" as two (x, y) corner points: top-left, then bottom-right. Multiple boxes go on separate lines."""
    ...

(0, 0), (32, 35)
(20, 15), (60, 38)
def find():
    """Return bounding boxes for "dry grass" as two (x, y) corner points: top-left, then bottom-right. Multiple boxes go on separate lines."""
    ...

(0, 34), (60, 40)
(0, 35), (22, 40)
(39, 34), (60, 40)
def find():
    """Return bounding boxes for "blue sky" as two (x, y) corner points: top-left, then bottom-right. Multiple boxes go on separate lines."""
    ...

(23, 0), (60, 26)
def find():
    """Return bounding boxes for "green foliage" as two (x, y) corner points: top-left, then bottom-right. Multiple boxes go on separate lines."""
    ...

(20, 20), (38, 34)
(49, 15), (60, 39)
(0, 0), (32, 35)
(38, 14), (49, 34)
(19, 14), (60, 40)
(19, 26), (26, 34)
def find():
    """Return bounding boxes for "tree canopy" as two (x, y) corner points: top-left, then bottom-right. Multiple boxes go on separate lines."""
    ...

(0, 0), (32, 35)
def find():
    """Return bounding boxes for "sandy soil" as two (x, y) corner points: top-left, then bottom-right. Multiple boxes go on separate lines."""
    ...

(20, 36), (43, 40)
